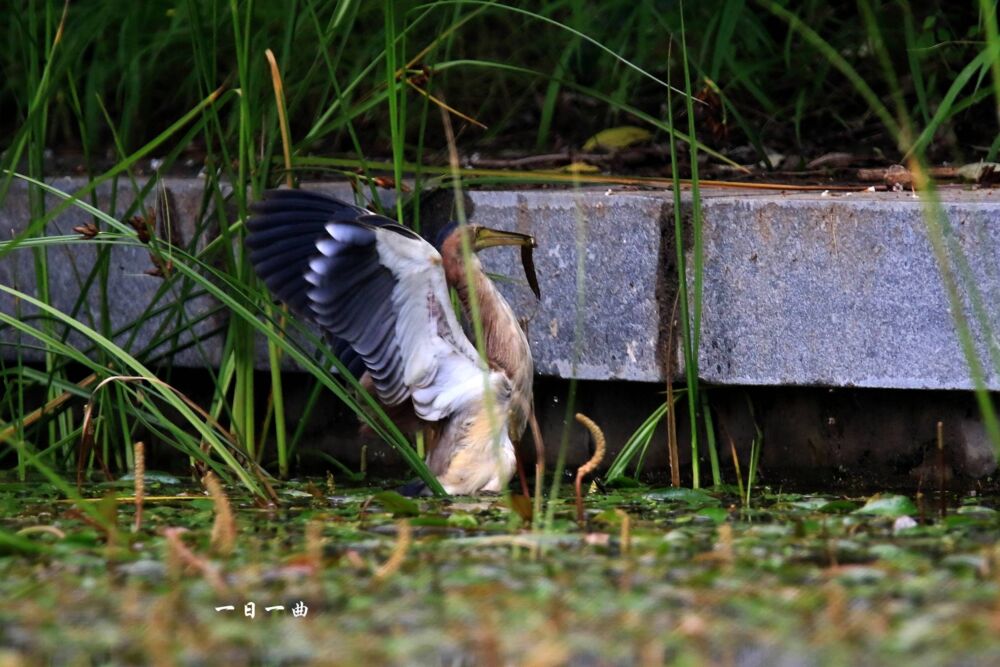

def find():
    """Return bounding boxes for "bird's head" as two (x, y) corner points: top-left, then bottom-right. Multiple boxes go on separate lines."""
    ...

(435, 223), (540, 299)
(433, 222), (535, 251)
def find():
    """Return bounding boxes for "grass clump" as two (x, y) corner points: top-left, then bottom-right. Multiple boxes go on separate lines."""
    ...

(1, 0), (999, 499)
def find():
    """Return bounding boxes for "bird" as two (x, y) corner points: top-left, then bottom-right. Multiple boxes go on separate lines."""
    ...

(245, 188), (539, 495)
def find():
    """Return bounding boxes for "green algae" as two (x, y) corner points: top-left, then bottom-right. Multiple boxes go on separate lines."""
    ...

(2, 476), (1000, 665)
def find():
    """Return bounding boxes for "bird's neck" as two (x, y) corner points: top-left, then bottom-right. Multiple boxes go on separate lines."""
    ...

(455, 269), (506, 343)
(452, 264), (534, 436)
(459, 269), (529, 373)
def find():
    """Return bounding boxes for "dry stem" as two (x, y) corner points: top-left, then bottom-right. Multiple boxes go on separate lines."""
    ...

(574, 413), (607, 526)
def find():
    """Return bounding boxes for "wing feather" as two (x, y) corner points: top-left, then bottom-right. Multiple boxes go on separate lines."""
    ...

(248, 188), (494, 423)
(248, 189), (400, 378)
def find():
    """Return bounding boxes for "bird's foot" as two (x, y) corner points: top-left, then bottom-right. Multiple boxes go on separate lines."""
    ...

(397, 479), (434, 497)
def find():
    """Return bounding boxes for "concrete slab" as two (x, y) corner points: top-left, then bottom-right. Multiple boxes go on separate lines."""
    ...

(458, 189), (668, 381)
(2, 177), (998, 391)
(469, 187), (1000, 390)
(0, 177), (382, 370)
(0, 177), (223, 368)
(696, 191), (1000, 390)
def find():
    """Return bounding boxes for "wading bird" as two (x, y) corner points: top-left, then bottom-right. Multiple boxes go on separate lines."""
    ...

(246, 188), (539, 495)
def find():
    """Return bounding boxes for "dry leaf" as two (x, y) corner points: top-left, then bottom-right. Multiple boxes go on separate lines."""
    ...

(560, 161), (600, 174)
(508, 494), (533, 522)
(582, 126), (652, 151)
(957, 162), (1000, 184)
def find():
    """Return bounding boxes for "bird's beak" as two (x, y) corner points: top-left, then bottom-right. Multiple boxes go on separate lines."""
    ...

(472, 227), (536, 251)
(473, 228), (542, 300)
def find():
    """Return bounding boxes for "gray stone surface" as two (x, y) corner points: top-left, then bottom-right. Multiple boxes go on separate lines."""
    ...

(468, 187), (1000, 390)
(462, 190), (667, 381)
(0, 177), (223, 368)
(697, 191), (1000, 390)
(0, 177), (384, 370)
(2, 177), (999, 391)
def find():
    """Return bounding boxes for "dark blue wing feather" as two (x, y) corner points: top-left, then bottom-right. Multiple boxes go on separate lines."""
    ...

(246, 188), (417, 402)
(304, 220), (412, 403)
(247, 189), (395, 379)
(247, 189), (382, 314)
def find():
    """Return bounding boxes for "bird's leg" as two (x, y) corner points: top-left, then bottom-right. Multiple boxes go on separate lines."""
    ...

(423, 422), (442, 458)
(400, 423), (443, 497)
(512, 438), (531, 498)
(397, 479), (433, 497)
(528, 410), (545, 496)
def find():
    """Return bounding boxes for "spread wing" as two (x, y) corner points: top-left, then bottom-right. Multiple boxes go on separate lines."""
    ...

(247, 188), (489, 422)
(246, 189), (371, 376)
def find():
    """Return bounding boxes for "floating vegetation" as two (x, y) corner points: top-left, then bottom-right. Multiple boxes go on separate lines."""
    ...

(3, 477), (1000, 664)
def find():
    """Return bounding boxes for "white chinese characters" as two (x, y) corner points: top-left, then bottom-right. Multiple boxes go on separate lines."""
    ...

(214, 602), (309, 618)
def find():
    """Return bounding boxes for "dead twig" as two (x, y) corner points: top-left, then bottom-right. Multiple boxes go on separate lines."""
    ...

(529, 409), (546, 520)
(615, 508), (631, 555)
(466, 145), (675, 170)
(203, 472), (237, 556)
(163, 527), (228, 594)
(0, 373), (97, 445)
(16, 525), (66, 539)
(574, 413), (607, 526)
(305, 520), (324, 573)
(75, 374), (278, 504)
(264, 49), (294, 188)
(133, 441), (145, 533)
(938, 420), (947, 518)
(665, 291), (681, 487)
(373, 520), (412, 582)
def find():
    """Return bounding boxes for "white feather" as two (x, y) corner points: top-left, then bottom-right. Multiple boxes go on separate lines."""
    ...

(372, 227), (491, 422)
